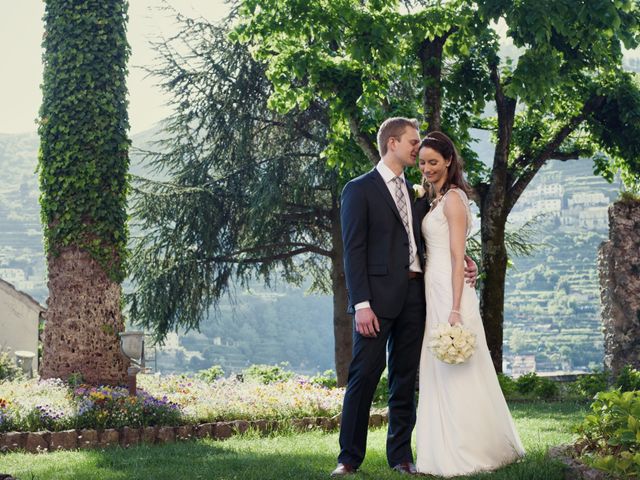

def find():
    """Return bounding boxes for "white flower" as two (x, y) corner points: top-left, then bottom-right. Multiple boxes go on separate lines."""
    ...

(413, 184), (426, 199)
(427, 323), (476, 364)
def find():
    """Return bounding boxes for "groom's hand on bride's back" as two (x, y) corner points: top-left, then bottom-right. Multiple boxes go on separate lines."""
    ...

(355, 308), (380, 338)
(464, 255), (478, 288)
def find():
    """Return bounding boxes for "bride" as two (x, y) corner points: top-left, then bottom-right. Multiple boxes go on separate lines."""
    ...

(415, 131), (525, 477)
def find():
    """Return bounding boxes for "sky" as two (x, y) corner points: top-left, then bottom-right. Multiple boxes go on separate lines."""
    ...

(0, 1), (230, 135)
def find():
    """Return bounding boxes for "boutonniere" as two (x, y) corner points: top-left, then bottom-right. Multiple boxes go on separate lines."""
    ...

(412, 184), (426, 201)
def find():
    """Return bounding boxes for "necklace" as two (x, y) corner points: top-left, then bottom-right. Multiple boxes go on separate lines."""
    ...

(429, 193), (444, 211)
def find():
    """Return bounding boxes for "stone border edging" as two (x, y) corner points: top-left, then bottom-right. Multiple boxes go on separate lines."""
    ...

(0, 411), (389, 454)
(548, 445), (610, 480)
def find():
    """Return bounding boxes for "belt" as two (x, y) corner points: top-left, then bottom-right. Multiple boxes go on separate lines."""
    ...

(408, 271), (420, 280)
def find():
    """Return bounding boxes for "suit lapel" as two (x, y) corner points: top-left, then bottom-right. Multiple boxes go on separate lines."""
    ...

(369, 169), (403, 224)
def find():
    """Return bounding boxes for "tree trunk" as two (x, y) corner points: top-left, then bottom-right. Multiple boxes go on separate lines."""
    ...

(419, 37), (445, 132)
(330, 201), (352, 387)
(41, 247), (128, 385)
(479, 210), (509, 373)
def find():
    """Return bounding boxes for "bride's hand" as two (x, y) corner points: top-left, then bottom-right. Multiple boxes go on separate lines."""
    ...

(448, 310), (462, 326)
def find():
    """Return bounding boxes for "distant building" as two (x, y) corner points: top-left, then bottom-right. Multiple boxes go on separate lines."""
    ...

(0, 277), (45, 373)
(578, 206), (609, 229)
(509, 355), (537, 377)
(567, 191), (608, 208)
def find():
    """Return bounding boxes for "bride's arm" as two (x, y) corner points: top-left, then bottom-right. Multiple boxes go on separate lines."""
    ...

(443, 191), (468, 326)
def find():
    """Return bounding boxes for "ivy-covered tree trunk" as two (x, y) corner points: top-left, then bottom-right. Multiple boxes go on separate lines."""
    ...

(39, 0), (130, 385)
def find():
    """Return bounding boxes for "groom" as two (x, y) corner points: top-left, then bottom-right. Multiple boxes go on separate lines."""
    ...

(332, 118), (476, 476)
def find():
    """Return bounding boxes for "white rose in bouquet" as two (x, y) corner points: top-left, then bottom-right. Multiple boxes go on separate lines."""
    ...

(428, 323), (476, 364)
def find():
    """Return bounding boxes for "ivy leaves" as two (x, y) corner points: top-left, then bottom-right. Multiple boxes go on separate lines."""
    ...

(39, 0), (130, 282)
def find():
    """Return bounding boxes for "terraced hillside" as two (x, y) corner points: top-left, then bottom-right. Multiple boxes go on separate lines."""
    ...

(0, 131), (624, 375)
(501, 160), (621, 373)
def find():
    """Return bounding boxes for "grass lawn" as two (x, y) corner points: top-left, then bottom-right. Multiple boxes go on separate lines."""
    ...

(0, 401), (588, 480)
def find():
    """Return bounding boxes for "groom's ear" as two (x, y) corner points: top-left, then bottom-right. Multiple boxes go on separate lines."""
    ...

(387, 136), (396, 152)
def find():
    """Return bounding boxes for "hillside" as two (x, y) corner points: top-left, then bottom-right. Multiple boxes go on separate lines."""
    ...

(0, 131), (622, 375)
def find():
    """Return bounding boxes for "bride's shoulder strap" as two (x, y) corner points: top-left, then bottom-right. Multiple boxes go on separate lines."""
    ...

(443, 187), (469, 204)
(443, 187), (472, 235)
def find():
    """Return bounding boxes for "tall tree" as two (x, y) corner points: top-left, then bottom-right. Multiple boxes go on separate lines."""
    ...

(39, 0), (131, 384)
(235, 0), (640, 371)
(126, 14), (368, 385)
(128, 7), (540, 384)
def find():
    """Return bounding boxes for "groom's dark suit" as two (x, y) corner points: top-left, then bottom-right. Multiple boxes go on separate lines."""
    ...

(338, 166), (428, 469)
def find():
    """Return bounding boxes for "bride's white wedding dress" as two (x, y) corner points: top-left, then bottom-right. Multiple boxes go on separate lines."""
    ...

(415, 188), (525, 477)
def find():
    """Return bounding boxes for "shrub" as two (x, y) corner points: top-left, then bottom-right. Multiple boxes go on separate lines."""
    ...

(373, 369), (389, 406)
(309, 370), (337, 389)
(515, 372), (539, 395)
(573, 369), (609, 398)
(67, 372), (84, 387)
(0, 351), (22, 382)
(534, 377), (559, 400)
(197, 365), (225, 383)
(242, 363), (295, 384)
(575, 390), (640, 478)
(615, 365), (640, 392)
(497, 373), (517, 397)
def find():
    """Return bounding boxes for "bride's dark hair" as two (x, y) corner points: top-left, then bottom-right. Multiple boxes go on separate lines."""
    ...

(418, 131), (470, 199)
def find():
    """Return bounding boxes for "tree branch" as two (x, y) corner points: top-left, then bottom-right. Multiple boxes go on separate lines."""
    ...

(548, 150), (586, 161)
(203, 244), (332, 264)
(347, 113), (380, 166)
(489, 61), (517, 187)
(506, 95), (606, 210)
(249, 116), (325, 143)
(418, 26), (458, 132)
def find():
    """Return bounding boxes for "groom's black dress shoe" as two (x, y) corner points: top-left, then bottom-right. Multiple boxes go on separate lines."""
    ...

(330, 463), (357, 476)
(392, 462), (418, 475)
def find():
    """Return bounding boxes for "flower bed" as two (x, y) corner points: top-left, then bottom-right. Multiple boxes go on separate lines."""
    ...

(0, 374), (344, 433)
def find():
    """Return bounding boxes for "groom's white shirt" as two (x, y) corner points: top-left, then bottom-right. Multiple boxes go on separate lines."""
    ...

(354, 160), (422, 312)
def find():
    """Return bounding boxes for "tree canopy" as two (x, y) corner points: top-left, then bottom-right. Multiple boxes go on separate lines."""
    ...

(127, 14), (344, 342)
(234, 0), (640, 370)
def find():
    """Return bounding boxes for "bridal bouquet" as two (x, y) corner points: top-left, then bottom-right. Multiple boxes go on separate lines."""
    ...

(428, 323), (476, 364)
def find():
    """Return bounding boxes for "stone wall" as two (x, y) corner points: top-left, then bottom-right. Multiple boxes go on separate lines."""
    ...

(598, 197), (640, 374)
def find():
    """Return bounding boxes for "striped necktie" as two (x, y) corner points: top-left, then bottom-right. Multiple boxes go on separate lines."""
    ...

(393, 176), (413, 264)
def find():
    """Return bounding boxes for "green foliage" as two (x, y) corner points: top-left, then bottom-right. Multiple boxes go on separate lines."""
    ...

(497, 372), (517, 397)
(0, 352), (22, 382)
(67, 372), (84, 388)
(575, 369), (609, 398)
(575, 390), (640, 478)
(516, 372), (540, 395)
(38, 0), (130, 281)
(309, 370), (337, 389)
(500, 372), (559, 401)
(234, 0), (492, 173)
(373, 369), (389, 406)
(241, 363), (295, 384)
(534, 377), (560, 401)
(615, 366), (640, 393)
(127, 16), (339, 342)
(196, 365), (225, 383)
(620, 190), (640, 202)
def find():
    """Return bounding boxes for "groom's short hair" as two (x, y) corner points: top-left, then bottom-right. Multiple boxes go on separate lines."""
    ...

(377, 117), (420, 156)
